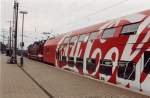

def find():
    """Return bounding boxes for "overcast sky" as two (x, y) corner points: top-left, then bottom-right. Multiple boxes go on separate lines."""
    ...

(1, 0), (150, 48)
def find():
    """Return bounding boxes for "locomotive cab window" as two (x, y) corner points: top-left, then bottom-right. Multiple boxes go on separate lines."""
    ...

(121, 22), (140, 35)
(118, 61), (136, 80)
(102, 28), (116, 39)
(88, 32), (99, 41)
(78, 34), (89, 42)
(144, 51), (150, 74)
(99, 59), (113, 75)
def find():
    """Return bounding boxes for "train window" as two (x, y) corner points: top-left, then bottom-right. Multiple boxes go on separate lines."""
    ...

(70, 36), (78, 43)
(144, 51), (150, 74)
(76, 57), (83, 68)
(118, 61), (136, 80)
(68, 57), (74, 67)
(78, 34), (89, 42)
(102, 28), (116, 39)
(121, 23), (140, 35)
(118, 61), (126, 78)
(99, 59), (113, 75)
(88, 32), (99, 40)
(63, 37), (70, 44)
(61, 56), (67, 62)
(86, 58), (96, 72)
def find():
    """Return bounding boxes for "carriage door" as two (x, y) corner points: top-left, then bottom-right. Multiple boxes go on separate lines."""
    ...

(141, 51), (150, 92)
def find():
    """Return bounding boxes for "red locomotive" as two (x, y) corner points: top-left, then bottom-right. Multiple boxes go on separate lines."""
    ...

(28, 9), (150, 93)
(27, 40), (46, 61)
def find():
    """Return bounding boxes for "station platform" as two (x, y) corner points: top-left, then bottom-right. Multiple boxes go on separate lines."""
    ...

(1, 54), (150, 98)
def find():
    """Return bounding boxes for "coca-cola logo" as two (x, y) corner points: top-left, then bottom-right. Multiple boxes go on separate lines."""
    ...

(55, 15), (150, 83)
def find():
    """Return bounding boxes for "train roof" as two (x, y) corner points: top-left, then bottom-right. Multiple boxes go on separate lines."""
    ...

(44, 9), (150, 46)
(140, 9), (150, 16)
(44, 34), (64, 46)
(69, 9), (150, 35)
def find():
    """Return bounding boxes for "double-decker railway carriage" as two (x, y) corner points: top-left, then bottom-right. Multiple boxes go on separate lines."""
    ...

(43, 9), (150, 93)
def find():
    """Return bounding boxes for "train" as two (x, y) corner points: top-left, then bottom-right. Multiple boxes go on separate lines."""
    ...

(27, 9), (150, 94)
(27, 40), (46, 61)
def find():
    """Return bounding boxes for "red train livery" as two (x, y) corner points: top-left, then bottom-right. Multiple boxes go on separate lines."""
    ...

(28, 9), (150, 94)
(27, 40), (46, 61)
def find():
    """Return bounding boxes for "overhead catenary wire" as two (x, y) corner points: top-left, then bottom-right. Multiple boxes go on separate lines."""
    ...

(78, 0), (129, 20)
(55, 0), (129, 31)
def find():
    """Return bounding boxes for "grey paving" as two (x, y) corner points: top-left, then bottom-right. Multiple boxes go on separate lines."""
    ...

(22, 57), (150, 98)
(0, 55), (49, 98)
